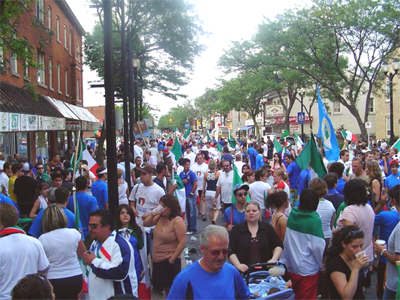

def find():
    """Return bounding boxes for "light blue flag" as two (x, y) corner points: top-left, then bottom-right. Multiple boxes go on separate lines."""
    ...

(317, 86), (340, 161)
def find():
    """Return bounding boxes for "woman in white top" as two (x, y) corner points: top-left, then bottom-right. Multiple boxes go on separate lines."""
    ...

(29, 182), (49, 218)
(39, 204), (85, 300)
(117, 168), (129, 205)
(309, 178), (336, 250)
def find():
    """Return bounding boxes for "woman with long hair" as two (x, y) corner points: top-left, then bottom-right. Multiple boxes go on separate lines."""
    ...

(365, 160), (383, 211)
(38, 205), (85, 300)
(143, 194), (186, 296)
(201, 159), (220, 224)
(270, 153), (286, 172)
(116, 204), (144, 280)
(229, 201), (283, 273)
(266, 191), (289, 243)
(29, 182), (49, 218)
(325, 226), (369, 299)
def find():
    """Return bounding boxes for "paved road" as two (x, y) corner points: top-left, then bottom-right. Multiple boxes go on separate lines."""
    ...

(153, 211), (379, 299)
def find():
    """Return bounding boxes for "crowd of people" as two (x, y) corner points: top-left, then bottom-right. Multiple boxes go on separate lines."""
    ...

(0, 134), (399, 300)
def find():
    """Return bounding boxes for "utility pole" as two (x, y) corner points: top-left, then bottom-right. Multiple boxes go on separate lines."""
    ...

(127, 27), (135, 161)
(103, 0), (118, 214)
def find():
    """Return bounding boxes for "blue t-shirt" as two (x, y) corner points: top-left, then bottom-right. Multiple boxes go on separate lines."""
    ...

(67, 192), (99, 237)
(336, 178), (346, 195)
(29, 206), (83, 238)
(297, 169), (311, 196)
(255, 154), (264, 170)
(325, 189), (345, 211)
(384, 173), (400, 190)
(179, 170), (198, 197)
(374, 211), (400, 263)
(167, 261), (249, 300)
(91, 180), (108, 210)
(286, 161), (301, 190)
(223, 205), (246, 225)
(0, 194), (21, 216)
(247, 147), (255, 169)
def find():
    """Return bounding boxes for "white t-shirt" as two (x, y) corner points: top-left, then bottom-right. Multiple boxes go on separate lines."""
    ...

(0, 234), (49, 300)
(149, 147), (158, 160)
(118, 181), (129, 205)
(216, 171), (233, 204)
(134, 144), (144, 160)
(191, 163), (209, 191)
(39, 228), (82, 280)
(183, 151), (196, 167)
(337, 204), (375, 262)
(249, 181), (271, 209)
(316, 199), (336, 239)
(129, 182), (165, 220)
(0, 172), (9, 195)
(233, 161), (246, 177)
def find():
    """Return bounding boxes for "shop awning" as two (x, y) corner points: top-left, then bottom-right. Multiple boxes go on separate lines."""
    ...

(240, 125), (254, 131)
(0, 82), (64, 118)
(45, 96), (80, 120)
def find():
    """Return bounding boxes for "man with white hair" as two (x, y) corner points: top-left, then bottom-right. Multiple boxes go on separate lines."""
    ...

(167, 225), (249, 299)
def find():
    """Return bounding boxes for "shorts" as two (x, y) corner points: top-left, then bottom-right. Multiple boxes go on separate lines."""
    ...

(205, 190), (220, 209)
(152, 258), (181, 290)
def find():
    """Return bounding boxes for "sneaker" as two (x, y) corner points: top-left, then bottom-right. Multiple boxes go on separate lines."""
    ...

(211, 220), (216, 225)
(186, 231), (193, 235)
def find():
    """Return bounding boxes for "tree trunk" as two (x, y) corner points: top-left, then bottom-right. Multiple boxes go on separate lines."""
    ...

(346, 104), (368, 141)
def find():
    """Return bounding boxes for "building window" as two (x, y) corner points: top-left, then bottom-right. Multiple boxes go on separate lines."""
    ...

(367, 97), (374, 113)
(56, 16), (60, 42)
(63, 25), (67, 50)
(69, 31), (72, 55)
(48, 57), (53, 90)
(10, 52), (18, 74)
(65, 69), (69, 96)
(47, 6), (51, 30)
(76, 78), (80, 101)
(385, 116), (390, 137)
(333, 101), (341, 113)
(386, 80), (390, 102)
(75, 42), (80, 62)
(37, 51), (45, 85)
(36, 0), (44, 22)
(57, 63), (61, 93)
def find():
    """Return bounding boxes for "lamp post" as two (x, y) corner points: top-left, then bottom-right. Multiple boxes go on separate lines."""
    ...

(298, 88), (306, 141)
(382, 60), (400, 146)
(132, 58), (140, 123)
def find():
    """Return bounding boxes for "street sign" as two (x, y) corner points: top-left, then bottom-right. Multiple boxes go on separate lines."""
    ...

(297, 112), (305, 124)
(365, 121), (372, 129)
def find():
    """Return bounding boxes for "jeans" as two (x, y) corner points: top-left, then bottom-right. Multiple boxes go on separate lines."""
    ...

(382, 288), (396, 300)
(186, 195), (197, 232)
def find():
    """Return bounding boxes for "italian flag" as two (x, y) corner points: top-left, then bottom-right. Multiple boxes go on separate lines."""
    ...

(391, 138), (400, 152)
(293, 131), (303, 155)
(71, 139), (99, 180)
(170, 136), (182, 167)
(281, 208), (325, 276)
(341, 130), (357, 143)
(183, 127), (191, 142)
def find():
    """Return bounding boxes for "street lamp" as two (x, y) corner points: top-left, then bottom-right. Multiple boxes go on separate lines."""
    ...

(132, 58), (140, 123)
(382, 60), (400, 146)
(298, 88), (306, 141)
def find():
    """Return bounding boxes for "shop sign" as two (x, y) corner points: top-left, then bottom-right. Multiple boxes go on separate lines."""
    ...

(0, 112), (9, 132)
(39, 116), (65, 131)
(10, 113), (20, 131)
(265, 105), (284, 117)
(21, 114), (38, 131)
(288, 116), (312, 124)
(66, 120), (81, 131)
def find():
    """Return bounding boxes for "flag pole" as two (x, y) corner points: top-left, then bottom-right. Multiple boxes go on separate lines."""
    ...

(72, 130), (81, 183)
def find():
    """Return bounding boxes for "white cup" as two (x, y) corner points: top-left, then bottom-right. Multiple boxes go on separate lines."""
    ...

(375, 239), (386, 246)
(151, 205), (164, 216)
(355, 250), (366, 258)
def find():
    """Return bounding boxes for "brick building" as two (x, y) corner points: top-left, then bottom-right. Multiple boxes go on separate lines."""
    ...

(0, 0), (99, 163)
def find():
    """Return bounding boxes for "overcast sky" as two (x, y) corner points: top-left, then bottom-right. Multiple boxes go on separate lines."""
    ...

(67, 0), (311, 120)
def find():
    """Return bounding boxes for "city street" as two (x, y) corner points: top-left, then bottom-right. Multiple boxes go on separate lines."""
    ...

(153, 210), (379, 300)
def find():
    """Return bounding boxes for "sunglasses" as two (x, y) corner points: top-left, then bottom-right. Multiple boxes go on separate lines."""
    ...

(237, 192), (248, 197)
(205, 247), (229, 257)
(345, 229), (363, 239)
(88, 223), (99, 229)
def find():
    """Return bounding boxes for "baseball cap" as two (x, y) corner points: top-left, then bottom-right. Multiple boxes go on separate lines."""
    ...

(96, 166), (107, 175)
(234, 183), (250, 193)
(21, 162), (32, 173)
(389, 159), (399, 167)
(138, 164), (154, 174)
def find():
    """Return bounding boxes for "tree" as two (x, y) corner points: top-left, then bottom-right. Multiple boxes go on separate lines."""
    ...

(84, 0), (205, 102)
(255, 0), (400, 141)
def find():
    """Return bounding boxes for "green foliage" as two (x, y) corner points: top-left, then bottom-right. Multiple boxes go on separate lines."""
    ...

(84, 0), (205, 102)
